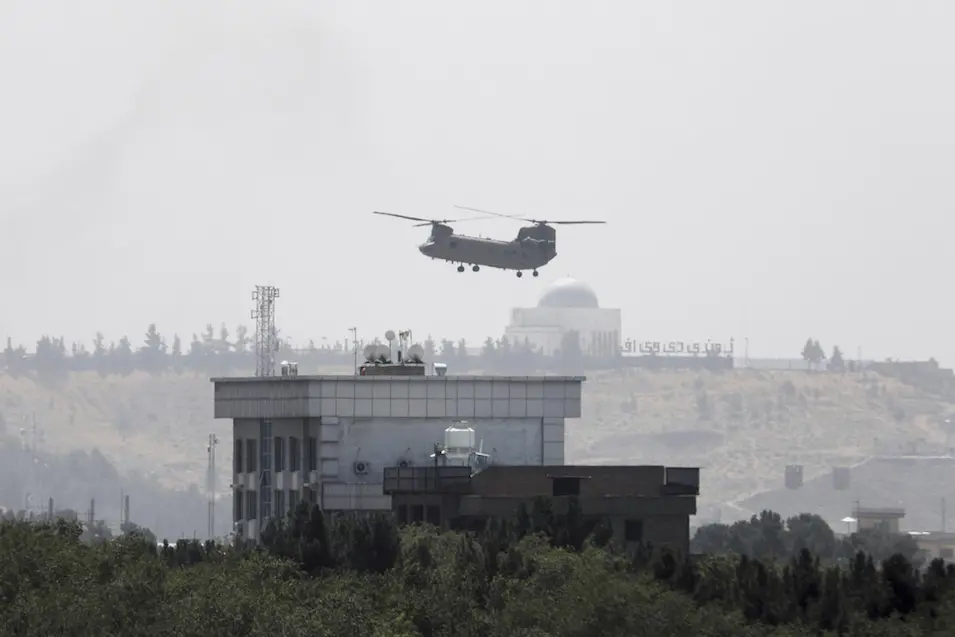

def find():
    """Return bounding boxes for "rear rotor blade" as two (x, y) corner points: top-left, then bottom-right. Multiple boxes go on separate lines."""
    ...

(454, 205), (605, 225)
(454, 205), (532, 223)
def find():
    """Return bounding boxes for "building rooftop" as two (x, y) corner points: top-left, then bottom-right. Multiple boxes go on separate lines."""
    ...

(211, 374), (587, 383)
(538, 278), (600, 309)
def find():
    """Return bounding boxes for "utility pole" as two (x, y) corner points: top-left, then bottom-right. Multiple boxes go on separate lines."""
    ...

(349, 327), (358, 375)
(207, 433), (219, 539)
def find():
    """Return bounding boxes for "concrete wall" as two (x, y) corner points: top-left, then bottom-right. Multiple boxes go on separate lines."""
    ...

(214, 375), (583, 420)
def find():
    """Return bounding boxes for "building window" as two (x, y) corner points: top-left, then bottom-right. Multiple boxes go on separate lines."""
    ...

(274, 437), (285, 472)
(942, 548), (954, 559)
(274, 489), (285, 519)
(289, 437), (300, 471)
(234, 440), (243, 474)
(397, 505), (408, 524)
(411, 505), (424, 523)
(246, 490), (257, 521)
(426, 505), (441, 526)
(288, 489), (299, 513)
(246, 440), (257, 473)
(552, 477), (581, 497)
(234, 489), (243, 521)
(307, 437), (318, 472)
(624, 519), (644, 542)
(261, 487), (272, 520)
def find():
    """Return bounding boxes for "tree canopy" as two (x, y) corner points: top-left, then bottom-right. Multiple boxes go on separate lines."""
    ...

(3, 504), (955, 636)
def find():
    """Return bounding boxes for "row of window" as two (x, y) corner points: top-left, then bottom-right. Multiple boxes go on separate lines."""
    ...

(234, 436), (318, 474)
(234, 488), (319, 522)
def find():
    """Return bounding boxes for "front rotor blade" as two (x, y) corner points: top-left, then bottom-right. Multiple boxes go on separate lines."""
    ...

(372, 211), (432, 223)
(547, 220), (607, 225)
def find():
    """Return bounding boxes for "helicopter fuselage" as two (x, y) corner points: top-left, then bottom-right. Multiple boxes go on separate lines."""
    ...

(418, 224), (557, 272)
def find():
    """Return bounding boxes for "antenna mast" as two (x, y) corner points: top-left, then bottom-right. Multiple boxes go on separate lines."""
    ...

(251, 286), (280, 377)
(207, 433), (218, 539)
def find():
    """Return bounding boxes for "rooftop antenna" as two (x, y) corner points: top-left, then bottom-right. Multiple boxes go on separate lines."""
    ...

(251, 286), (280, 376)
(385, 330), (396, 362)
(398, 330), (412, 362)
(349, 327), (358, 375)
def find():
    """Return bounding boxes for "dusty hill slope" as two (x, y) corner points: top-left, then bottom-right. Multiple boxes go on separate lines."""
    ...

(741, 456), (955, 532)
(1, 368), (950, 521)
(569, 368), (953, 520)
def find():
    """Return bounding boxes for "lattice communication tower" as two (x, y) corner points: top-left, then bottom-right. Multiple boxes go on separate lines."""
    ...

(251, 286), (280, 377)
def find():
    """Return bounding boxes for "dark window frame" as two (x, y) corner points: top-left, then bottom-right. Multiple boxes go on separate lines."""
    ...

(289, 437), (300, 472)
(307, 437), (318, 472)
(624, 519), (644, 542)
(552, 477), (581, 497)
(274, 489), (285, 518)
(246, 490), (257, 520)
(234, 440), (243, 474)
(234, 489), (243, 521)
(246, 439), (257, 473)
(274, 436), (285, 472)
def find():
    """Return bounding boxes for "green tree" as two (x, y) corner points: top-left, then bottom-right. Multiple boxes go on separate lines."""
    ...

(34, 335), (67, 385)
(3, 337), (28, 376)
(138, 323), (167, 374)
(170, 334), (184, 374)
(112, 336), (135, 376)
(828, 345), (846, 372)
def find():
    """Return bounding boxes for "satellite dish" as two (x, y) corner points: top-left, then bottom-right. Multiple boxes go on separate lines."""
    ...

(375, 343), (392, 359)
(363, 344), (378, 362)
(407, 344), (425, 361)
(385, 330), (396, 342)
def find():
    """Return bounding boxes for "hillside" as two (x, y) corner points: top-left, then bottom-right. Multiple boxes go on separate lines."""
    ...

(1, 368), (951, 524)
(568, 368), (954, 521)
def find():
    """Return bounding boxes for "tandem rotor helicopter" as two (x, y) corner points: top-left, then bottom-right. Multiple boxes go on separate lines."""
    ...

(372, 205), (606, 278)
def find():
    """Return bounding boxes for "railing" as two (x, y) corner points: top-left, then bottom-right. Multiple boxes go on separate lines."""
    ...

(382, 466), (472, 494)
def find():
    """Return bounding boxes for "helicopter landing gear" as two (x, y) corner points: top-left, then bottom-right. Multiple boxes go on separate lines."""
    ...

(457, 265), (465, 272)
(516, 271), (523, 278)
(472, 265), (480, 272)
(532, 270), (539, 277)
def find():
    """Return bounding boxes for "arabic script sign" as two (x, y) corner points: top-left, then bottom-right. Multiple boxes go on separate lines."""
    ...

(620, 338), (735, 357)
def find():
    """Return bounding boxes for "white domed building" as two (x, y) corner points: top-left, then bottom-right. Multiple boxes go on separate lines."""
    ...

(504, 278), (621, 356)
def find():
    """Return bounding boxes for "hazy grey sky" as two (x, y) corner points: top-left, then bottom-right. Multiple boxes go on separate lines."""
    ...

(1, 0), (951, 363)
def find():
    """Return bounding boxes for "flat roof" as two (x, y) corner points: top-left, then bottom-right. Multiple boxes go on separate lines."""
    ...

(211, 375), (587, 383)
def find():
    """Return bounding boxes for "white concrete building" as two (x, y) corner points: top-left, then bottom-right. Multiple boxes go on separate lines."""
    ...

(505, 278), (621, 356)
(213, 373), (583, 543)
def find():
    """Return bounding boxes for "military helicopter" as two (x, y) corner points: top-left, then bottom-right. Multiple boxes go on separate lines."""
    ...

(372, 205), (606, 278)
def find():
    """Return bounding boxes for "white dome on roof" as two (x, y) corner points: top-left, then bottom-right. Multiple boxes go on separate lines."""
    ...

(538, 278), (599, 309)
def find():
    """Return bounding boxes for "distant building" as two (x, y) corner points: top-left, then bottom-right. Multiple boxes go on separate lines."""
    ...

(383, 464), (700, 554)
(505, 278), (621, 356)
(909, 531), (955, 561)
(855, 506), (906, 534)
